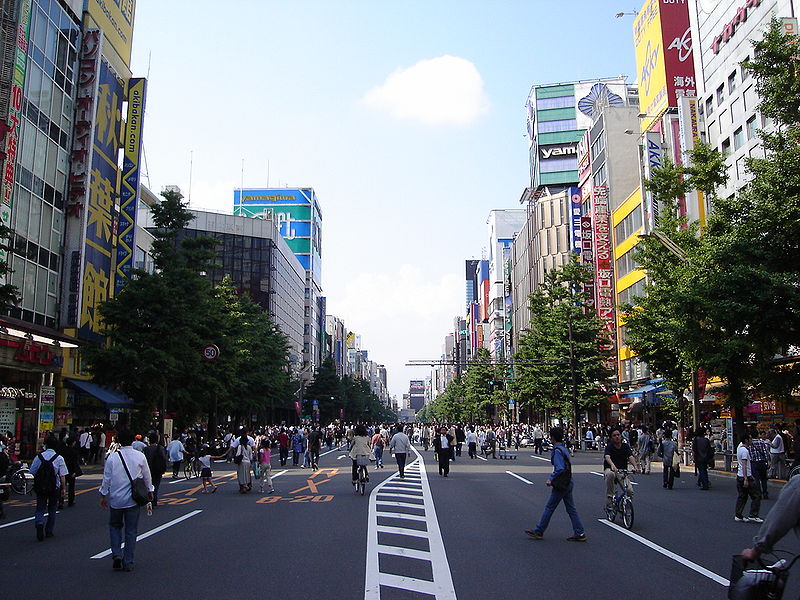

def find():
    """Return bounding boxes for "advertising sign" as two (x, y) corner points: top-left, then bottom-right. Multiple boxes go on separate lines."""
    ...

(634, 0), (697, 132)
(569, 187), (583, 253)
(0, 398), (15, 435)
(642, 131), (664, 232)
(115, 77), (147, 293)
(38, 385), (56, 434)
(592, 187), (617, 370)
(86, 0), (136, 67)
(580, 216), (595, 312)
(79, 60), (123, 340)
(0, 0), (32, 268)
(677, 96), (706, 226)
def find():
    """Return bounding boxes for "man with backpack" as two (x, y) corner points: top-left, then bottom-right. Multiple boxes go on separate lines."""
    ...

(29, 435), (68, 541)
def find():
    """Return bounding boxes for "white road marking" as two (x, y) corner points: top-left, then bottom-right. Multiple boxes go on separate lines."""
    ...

(365, 448), (457, 600)
(476, 455), (487, 461)
(271, 469), (288, 479)
(0, 511), (58, 529)
(90, 510), (203, 559)
(376, 492), (425, 501)
(599, 519), (729, 586)
(530, 455), (550, 462)
(506, 471), (534, 485)
(337, 455), (347, 460)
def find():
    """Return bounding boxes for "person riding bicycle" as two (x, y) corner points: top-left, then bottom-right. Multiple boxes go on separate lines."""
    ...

(349, 424), (372, 486)
(604, 427), (638, 507)
(741, 473), (800, 563)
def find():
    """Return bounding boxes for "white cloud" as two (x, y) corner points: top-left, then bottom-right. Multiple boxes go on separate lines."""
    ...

(362, 55), (490, 125)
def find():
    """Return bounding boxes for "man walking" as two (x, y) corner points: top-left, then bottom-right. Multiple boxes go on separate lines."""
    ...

(735, 432), (763, 524)
(29, 435), (68, 540)
(768, 428), (787, 480)
(525, 427), (586, 542)
(533, 424), (544, 455)
(166, 435), (186, 479)
(637, 427), (653, 475)
(748, 429), (770, 499)
(389, 425), (411, 479)
(691, 427), (715, 491)
(433, 426), (454, 477)
(100, 430), (153, 572)
(143, 433), (167, 507)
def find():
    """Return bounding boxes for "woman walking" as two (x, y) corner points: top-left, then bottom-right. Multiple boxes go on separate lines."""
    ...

(235, 433), (254, 493)
(257, 438), (274, 493)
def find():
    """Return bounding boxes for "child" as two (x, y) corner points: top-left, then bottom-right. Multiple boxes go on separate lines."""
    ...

(258, 438), (274, 493)
(198, 444), (226, 493)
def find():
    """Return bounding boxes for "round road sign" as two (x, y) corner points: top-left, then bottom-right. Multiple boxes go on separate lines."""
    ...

(201, 344), (220, 361)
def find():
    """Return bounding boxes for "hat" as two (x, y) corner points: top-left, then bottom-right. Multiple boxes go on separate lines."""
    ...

(135, 434), (142, 440)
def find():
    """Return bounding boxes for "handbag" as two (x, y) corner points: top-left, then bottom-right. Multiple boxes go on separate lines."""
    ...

(118, 453), (149, 506)
(253, 461), (262, 478)
(672, 451), (681, 478)
(551, 447), (572, 492)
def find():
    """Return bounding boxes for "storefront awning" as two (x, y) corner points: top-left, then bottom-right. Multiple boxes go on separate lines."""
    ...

(620, 384), (659, 398)
(65, 378), (134, 408)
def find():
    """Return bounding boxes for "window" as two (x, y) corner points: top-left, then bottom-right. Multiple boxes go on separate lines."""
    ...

(592, 162), (607, 187)
(615, 249), (639, 280)
(614, 209), (643, 244)
(705, 97), (714, 115)
(733, 127), (744, 150)
(617, 278), (645, 306)
(721, 137), (731, 155)
(591, 134), (605, 158)
(536, 96), (573, 110)
(746, 114), (758, 139)
(741, 57), (750, 80)
(540, 156), (577, 173)
(728, 71), (737, 93)
(716, 84), (725, 105)
(538, 118), (577, 133)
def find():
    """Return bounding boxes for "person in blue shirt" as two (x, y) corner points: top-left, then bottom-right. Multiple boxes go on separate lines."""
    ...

(525, 426), (586, 542)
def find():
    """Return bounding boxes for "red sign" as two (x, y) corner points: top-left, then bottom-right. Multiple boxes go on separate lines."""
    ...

(661, 0), (697, 104)
(0, 337), (62, 367)
(592, 187), (617, 370)
(580, 216), (595, 312)
(712, 0), (763, 54)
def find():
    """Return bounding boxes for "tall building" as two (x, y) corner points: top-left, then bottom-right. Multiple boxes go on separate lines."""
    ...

(233, 187), (324, 375)
(465, 259), (479, 311)
(486, 210), (525, 360)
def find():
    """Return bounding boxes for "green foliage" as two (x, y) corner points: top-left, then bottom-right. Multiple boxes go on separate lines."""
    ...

(0, 221), (20, 309)
(515, 256), (613, 422)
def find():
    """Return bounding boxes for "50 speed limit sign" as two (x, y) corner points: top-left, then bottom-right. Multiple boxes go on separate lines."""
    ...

(201, 344), (220, 361)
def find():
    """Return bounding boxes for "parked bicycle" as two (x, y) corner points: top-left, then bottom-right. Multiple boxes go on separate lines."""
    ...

(0, 461), (34, 498)
(606, 469), (635, 529)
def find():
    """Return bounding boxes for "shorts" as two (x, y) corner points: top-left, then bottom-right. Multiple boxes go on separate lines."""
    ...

(201, 467), (212, 478)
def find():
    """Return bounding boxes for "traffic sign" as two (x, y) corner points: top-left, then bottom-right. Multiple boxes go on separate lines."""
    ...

(201, 344), (220, 361)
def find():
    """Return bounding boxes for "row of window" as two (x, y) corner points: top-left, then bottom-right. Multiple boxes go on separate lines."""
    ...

(704, 56), (751, 116)
(719, 114), (760, 155)
(617, 277), (645, 307)
(538, 118), (577, 134)
(536, 95), (574, 110)
(614, 208), (642, 245)
(615, 248), (639, 280)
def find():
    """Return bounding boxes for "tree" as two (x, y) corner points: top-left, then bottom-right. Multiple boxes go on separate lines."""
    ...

(304, 356), (343, 422)
(0, 221), (20, 309)
(515, 256), (613, 429)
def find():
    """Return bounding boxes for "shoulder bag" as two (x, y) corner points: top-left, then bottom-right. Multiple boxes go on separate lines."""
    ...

(551, 447), (572, 492)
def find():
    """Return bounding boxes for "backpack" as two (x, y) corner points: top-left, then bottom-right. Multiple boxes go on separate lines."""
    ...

(33, 452), (58, 495)
(551, 446), (572, 492)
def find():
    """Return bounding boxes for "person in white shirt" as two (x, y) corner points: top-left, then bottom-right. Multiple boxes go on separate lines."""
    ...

(131, 435), (147, 452)
(735, 432), (763, 523)
(388, 426), (412, 478)
(29, 435), (68, 540)
(99, 430), (154, 571)
(533, 425), (545, 455)
(768, 429), (787, 479)
(78, 429), (92, 464)
(166, 437), (186, 479)
(465, 428), (479, 459)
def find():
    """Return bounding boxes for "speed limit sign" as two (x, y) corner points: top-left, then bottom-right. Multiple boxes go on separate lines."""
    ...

(201, 344), (220, 361)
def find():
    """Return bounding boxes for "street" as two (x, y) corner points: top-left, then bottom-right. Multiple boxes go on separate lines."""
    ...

(3, 446), (797, 599)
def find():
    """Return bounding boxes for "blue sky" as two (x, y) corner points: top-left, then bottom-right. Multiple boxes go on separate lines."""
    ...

(130, 1), (639, 400)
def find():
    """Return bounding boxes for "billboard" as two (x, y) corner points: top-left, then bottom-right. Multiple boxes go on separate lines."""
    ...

(634, 0), (697, 132)
(79, 60), (123, 340)
(677, 96), (706, 226)
(86, 0), (136, 67)
(115, 77), (146, 293)
(642, 130), (664, 232)
(592, 187), (617, 371)
(580, 216), (595, 312)
(0, 0), (32, 267)
(569, 187), (582, 253)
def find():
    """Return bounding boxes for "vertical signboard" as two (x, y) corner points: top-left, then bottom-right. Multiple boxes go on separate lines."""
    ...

(38, 385), (55, 437)
(0, 0), (32, 267)
(115, 77), (147, 293)
(592, 187), (617, 371)
(569, 187), (583, 253)
(642, 131), (664, 232)
(79, 60), (123, 340)
(86, 0), (137, 67)
(678, 96), (706, 226)
(580, 216), (595, 312)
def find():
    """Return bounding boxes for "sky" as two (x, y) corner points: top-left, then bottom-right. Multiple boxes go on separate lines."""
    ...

(129, 0), (639, 400)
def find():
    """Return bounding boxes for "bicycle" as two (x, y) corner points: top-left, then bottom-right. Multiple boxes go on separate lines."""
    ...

(787, 464), (800, 480)
(354, 455), (369, 496)
(184, 457), (200, 480)
(729, 552), (800, 599)
(606, 469), (635, 529)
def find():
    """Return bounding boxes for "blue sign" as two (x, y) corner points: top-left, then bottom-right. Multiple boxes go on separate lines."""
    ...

(569, 186), (582, 254)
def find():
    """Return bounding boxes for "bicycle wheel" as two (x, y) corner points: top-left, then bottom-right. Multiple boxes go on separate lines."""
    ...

(605, 502), (616, 522)
(359, 466), (366, 496)
(11, 469), (32, 495)
(789, 465), (800, 480)
(183, 461), (192, 480)
(621, 497), (634, 529)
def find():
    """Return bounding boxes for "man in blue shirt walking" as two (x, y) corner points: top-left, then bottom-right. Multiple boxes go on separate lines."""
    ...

(525, 426), (586, 542)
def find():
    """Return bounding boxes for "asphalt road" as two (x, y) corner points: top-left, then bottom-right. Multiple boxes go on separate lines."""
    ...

(3, 445), (798, 599)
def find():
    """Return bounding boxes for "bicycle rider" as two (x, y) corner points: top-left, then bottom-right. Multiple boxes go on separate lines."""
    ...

(604, 427), (638, 508)
(741, 472), (800, 563)
(349, 424), (372, 486)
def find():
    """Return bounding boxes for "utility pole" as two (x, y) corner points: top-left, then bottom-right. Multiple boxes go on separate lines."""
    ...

(567, 318), (579, 448)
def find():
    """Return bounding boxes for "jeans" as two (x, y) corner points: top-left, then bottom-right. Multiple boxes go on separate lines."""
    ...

(455, 443), (462, 457)
(109, 505), (141, 568)
(395, 452), (407, 477)
(468, 442), (477, 459)
(769, 453), (786, 479)
(373, 445), (383, 467)
(752, 462), (768, 497)
(534, 481), (584, 536)
(279, 447), (288, 466)
(151, 473), (163, 506)
(35, 493), (59, 534)
(697, 464), (710, 490)
(663, 465), (675, 489)
(309, 449), (319, 469)
(736, 476), (762, 518)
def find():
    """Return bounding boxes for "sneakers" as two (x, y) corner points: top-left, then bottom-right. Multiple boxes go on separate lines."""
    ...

(749, 516), (764, 523)
(734, 516), (750, 522)
(567, 535), (587, 542)
(524, 529), (543, 540)
(112, 556), (123, 571)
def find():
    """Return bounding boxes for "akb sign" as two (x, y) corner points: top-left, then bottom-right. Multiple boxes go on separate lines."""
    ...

(539, 143), (577, 160)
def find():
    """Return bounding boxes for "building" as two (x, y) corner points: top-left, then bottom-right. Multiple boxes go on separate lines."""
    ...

(233, 188), (324, 376)
(325, 314), (347, 378)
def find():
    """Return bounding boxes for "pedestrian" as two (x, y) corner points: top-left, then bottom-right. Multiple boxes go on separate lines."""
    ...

(657, 428), (677, 490)
(307, 427), (322, 470)
(131, 434), (147, 452)
(278, 428), (289, 466)
(198, 444), (225, 493)
(29, 435), (68, 541)
(533, 424), (544, 455)
(389, 424), (411, 479)
(371, 429), (385, 468)
(99, 429), (154, 572)
(59, 436), (82, 508)
(455, 424), (465, 457)
(78, 428), (92, 465)
(142, 433), (167, 507)
(291, 428), (305, 467)
(234, 432), (254, 493)
(691, 427), (714, 491)
(465, 427), (478, 459)
(637, 426), (653, 475)
(768, 428), (787, 480)
(257, 437), (274, 493)
(421, 426), (430, 452)
(525, 427), (586, 542)
(735, 431), (763, 523)
(433, 426), (454, 477)
(166, 436), (185, 479)
(748, 429), (771, 499)
(486, 427), (497, 459)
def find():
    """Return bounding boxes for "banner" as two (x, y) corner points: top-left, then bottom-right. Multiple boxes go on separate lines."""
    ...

(592, 187), (617, 371)
(569, 187), (582, 253)
(115, 77), (147, 293)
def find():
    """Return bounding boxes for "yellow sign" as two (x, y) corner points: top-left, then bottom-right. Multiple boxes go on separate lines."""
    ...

(86, 0), (136, 67)
(634, 0), (667, 132)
